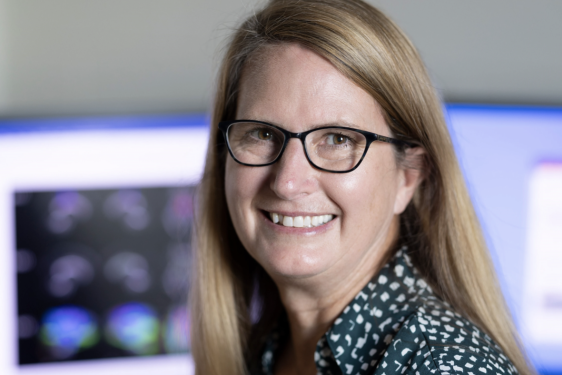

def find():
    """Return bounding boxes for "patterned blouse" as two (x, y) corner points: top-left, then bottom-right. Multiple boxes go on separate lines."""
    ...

(254, 247), (519, 375)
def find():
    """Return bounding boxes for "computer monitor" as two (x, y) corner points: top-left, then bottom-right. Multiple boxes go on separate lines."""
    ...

(0, 115), (208, 375)
(446, 104), (562, 374)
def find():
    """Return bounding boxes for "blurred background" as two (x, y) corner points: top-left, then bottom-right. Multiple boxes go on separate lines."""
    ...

(0, 1), (561, 374)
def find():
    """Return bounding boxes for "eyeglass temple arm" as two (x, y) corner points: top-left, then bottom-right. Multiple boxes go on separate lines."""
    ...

(376, 134), (415, 148)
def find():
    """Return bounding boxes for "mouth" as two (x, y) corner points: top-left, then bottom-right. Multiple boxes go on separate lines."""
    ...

(265, 211), (335, 228)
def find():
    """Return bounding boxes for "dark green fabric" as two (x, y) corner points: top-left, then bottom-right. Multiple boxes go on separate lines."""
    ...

(254, 247), (519, 375)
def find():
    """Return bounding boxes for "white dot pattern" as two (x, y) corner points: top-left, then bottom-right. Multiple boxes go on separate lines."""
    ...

(254, 247), (519, 375)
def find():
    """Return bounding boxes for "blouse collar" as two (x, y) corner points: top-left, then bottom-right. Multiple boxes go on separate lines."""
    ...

(258, 246), (435, 375)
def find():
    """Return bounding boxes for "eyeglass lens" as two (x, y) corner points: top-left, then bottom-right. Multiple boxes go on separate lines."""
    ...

(226, 122), (368, 171)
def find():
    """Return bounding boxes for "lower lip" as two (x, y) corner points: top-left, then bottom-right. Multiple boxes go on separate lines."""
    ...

(260, 211), (336, 235)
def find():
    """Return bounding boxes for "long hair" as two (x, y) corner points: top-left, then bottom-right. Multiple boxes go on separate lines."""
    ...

(190, 1), (532, 374)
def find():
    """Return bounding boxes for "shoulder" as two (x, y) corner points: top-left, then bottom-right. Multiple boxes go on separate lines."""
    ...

(376, 298), (519, 375)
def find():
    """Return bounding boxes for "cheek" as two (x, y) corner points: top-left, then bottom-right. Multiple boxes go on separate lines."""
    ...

(224, 157), (268, 242)
(225, 158), (252, 218)
(331, 153), (399, 231)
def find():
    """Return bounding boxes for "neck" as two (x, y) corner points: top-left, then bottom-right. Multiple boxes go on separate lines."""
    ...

(273, 216), (399, 375)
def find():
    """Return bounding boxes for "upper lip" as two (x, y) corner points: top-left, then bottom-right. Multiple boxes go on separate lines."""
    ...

(261, 209), (335, 217)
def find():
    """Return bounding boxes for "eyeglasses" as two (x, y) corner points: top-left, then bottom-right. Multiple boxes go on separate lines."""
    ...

(219, 120), (413, 173)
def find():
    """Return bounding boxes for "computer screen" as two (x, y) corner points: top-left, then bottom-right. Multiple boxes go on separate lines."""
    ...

(1, 106), (561, 374)
(0, 115), (208, 375)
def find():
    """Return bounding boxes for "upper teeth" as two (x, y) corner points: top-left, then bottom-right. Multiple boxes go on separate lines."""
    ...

(269, 212), (334, 227)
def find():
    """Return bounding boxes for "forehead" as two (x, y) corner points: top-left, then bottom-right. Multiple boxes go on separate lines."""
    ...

(237, 43), (387, 133)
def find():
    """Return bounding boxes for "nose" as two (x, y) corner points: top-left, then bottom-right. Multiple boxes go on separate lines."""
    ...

(270, 138), (317, 200)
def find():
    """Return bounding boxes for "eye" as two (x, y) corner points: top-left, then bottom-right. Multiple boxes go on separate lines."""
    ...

(250, 128), (273, 141)
(327, 133), (349, 145)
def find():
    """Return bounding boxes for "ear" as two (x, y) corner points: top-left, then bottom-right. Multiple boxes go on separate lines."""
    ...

(394, 147), (426, 215)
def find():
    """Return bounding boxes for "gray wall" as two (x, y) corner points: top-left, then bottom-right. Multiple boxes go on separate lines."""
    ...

(0, 0), (561, 117)
(376, 1), (562, 105)
(0, 0), (9, 114)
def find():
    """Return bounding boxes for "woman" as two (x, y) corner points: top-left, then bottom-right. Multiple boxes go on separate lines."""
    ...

(191, 0), (532, 374)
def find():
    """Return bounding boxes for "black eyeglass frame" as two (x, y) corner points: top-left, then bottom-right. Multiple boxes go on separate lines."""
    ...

(218, 120), (414, 174)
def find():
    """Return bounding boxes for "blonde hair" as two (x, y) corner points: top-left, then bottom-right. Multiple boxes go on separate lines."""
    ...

(190, 0), (532, 374)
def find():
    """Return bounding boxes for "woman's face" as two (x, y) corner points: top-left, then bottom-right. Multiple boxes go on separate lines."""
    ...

(225, 44), (417, 284)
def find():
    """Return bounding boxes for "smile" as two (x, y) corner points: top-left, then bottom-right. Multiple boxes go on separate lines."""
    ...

(267, 212), (335, 228)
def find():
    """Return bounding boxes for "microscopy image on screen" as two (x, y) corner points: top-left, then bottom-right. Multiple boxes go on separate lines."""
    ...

(14, 186), (195, 365)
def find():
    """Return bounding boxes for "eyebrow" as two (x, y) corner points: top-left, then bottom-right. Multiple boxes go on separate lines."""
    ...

(247, 118), (368, 132)
(318, 120), (367, 131)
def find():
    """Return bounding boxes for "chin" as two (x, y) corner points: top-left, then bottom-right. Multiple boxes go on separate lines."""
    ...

(256, 244), (333, 280)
